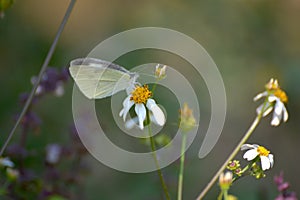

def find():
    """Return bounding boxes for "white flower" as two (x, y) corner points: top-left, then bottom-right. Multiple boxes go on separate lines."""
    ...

(241, 144), (274, 171)
(254, 78), (288, 126)
(119, 85), (165, 130)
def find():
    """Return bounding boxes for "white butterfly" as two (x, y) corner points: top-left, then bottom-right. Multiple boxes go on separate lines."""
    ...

(69, 58), (138, 99)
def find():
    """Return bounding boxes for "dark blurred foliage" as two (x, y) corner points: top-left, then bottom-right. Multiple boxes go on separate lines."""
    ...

(0, 0), (300, 200)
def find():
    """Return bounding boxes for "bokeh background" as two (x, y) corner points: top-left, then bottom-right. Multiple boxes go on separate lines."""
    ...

(1, 0), (300, 199)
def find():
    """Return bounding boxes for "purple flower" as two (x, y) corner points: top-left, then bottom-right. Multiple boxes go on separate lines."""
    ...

(274, 172), (298, 200)
(31, 67), (69, 97)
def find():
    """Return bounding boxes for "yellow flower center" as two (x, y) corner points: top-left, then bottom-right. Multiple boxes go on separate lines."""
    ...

(257, 146), (270, 157)
(274, 89), (288, 103)
(130, 85), (152, 104)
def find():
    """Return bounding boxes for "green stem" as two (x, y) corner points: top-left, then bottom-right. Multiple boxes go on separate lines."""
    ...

(147, 111), (170, 200)
(223, 189), (228, 200)
(196, 98), (268, 200)
(217, 191), (223, 200)
(177, 133), (187, 200)
(151, 80), (159, 95)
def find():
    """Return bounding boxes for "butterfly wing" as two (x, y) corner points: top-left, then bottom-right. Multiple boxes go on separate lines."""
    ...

(69, 58), (138, 99)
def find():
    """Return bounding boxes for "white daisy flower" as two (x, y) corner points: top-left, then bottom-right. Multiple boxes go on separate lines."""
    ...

(119, 85), (165, 130)
(241, 144), (274, 171)
(254, 78), (288, 126)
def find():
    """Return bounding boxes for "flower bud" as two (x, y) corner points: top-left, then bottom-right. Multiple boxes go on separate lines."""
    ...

(219, 171), (233, 190)
(155, 64), (167, 79)
(179, 103), (196, 133)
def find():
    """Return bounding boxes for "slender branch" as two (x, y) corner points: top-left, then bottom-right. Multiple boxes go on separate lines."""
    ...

(177, 133), (187, 200)
(0, 0), (76, 156)
(147, 111), (170, 200)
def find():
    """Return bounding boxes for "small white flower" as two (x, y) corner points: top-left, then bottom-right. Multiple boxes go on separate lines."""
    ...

(254, 78), (288, 126)
(241, 144), (274, 171)
(119, 85), (165, 130)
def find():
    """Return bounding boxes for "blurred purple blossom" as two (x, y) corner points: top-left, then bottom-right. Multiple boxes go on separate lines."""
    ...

(274, 172), (298, 200)
(31, 67), (69, 97)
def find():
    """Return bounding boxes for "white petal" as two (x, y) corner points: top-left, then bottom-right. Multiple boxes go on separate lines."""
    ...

(268, 95), (278, 102)
(243, 149), (259, 161)
(253, 91), (268, 101)
(268, 154), (274, 168)
(135, 104), (146, 130)
(282, 105), (288, 122)
(146, 99), (156, 109)
(271, 116), (280, 126)
(260, 156), (271, 171)
(263, 107), (273, 117)
(119, 108), (124, 117)
(126, 84), (136, 95)
(120, 96), (134, 121)
(256, 102), (273, 117)
(274, 101), (284, 115)
(241, 144), (257, 151)
(146, 99), (165, 126)
(155, 64), (160, 70)
(256, 104), (263, 115)
(124, 117), (139, 129)
(270, 100), (284, 126)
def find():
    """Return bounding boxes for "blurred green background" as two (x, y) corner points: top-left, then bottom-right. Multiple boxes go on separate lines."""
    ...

(1, 0), (300, 199)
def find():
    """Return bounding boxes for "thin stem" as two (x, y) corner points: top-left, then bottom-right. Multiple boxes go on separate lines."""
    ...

(0, 0), (76, 157)
(151, 80), (159, 95)
(147, 111), (170, 200)
(177, 133), (187, 200)
(196, 108), (266, 199)
(223, 190), (228, 200)
(217, 191), (223, 200)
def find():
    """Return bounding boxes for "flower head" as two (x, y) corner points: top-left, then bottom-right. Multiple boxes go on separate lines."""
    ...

(227, 160), (240, 171)
(119, 84), (165, 130)
(241, 144), (274, 171)
(254, 78), (288, 126)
